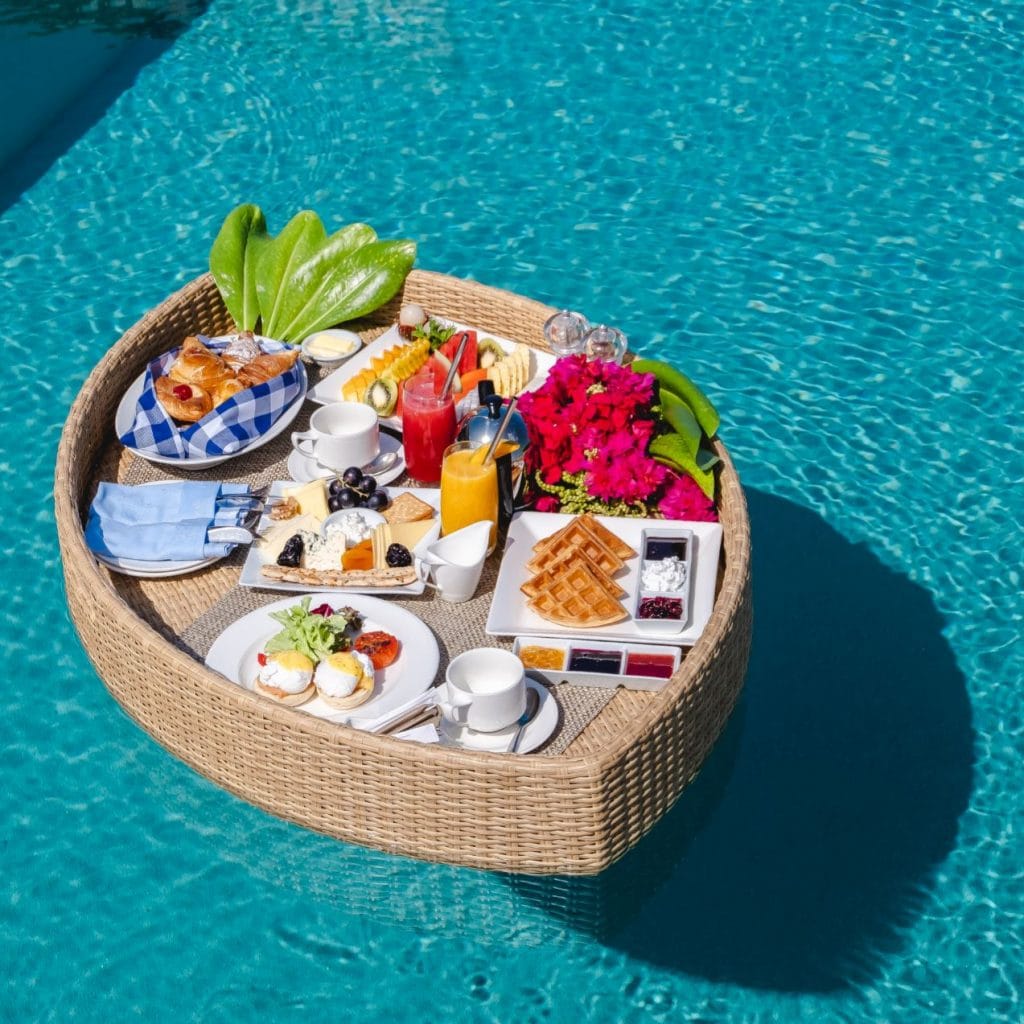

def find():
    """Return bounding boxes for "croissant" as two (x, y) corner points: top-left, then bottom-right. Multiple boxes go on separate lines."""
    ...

(155, 376), (213, 423)
(235, 349), (300, 388)
(168, 336), (235, 389)
(211, 378), (245, 407)
(221, 333), (262, 371)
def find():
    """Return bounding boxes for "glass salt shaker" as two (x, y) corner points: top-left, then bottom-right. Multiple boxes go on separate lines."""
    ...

(582, 324), (628, 364)
(543, 309), (590, 357)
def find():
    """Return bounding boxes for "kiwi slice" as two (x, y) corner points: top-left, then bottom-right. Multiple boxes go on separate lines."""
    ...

(477, 338), (506, 369)
(364, 376), (398, 417)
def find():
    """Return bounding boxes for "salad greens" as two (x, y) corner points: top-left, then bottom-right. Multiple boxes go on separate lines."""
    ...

(263, 597), (364, 663)
(208, 204), (416, 344)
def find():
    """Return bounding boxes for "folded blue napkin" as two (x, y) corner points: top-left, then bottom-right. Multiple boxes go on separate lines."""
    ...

(85, 482), (253, 562)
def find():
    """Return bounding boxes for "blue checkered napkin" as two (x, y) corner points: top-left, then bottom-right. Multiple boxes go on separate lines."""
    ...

(118, 336), (305, 459)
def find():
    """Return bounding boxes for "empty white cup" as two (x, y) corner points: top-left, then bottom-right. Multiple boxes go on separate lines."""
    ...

(291, 402), (379, 471)
(417, 520), (491, 603)
(440, 648), (526, 733)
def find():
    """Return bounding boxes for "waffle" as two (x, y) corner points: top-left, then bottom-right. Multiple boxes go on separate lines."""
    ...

(526, 520), (624, 577)
(575, 513), (636, 561)
(521, 550), (625, 602)
(261, 564), (418, 587)
(526, 560), (628, 628)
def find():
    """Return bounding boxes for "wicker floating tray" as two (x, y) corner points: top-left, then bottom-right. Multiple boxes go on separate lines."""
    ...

(54, 271), (752, 876)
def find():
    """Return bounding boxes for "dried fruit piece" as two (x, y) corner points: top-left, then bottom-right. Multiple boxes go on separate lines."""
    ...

(341, 539), (374, 571)
(385, 543), (412, 568)
(277, 534), (304, 568)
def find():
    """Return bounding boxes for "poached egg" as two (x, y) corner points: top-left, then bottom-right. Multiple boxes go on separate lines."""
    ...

(257, 650), (315, 695)
(314, 650), (375, 699)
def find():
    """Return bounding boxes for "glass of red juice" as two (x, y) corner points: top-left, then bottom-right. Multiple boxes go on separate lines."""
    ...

(401, 371), (457, 483)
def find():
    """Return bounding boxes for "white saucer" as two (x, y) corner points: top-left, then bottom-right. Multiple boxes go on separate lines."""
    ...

(286, 431), (405, 485)
(437, 678), (558, 754)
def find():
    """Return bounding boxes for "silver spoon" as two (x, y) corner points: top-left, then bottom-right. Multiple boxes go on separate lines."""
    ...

(511, 688), (540, 754)
(362, 449), (399, 475)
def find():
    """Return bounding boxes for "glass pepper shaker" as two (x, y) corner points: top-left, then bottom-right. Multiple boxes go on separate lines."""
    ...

(543, 309), (590, 358)
(582, 324), (628, 364)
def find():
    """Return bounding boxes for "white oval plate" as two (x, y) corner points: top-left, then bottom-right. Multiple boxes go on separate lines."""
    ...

(94, 551), (223, 578)
(115, 336), (308, 469)
(204, 592), (439, 729)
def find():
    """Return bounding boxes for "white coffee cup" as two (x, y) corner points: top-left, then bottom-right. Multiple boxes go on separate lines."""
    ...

(417, 520), (491, 603)
(291, 402), (379, 471)
(440, 648), (526, 733)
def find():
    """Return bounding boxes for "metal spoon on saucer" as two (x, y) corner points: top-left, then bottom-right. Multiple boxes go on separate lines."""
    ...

(362, 449), (399, 475)
(511, 687), (540, 754)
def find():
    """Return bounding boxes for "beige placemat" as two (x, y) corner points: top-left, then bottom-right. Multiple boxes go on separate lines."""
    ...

(136, 364), (615, 756)
(177, 585), (613, 756)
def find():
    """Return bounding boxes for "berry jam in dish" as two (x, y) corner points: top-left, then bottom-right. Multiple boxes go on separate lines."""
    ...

(637, 596), (683, 620)
(644, 537), (688, 561)
(568, 649), (623, 674)
(624, 652), (676, 679)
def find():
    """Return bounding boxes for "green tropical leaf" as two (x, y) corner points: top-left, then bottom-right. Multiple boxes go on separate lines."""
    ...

(272, 222), (378, 342)
(659, 390), (702, 458)
(649, 432), (717, 499)
(284, 239), (417, 341)
(255, 210), (326, 339)
(208, 203), (267, 331)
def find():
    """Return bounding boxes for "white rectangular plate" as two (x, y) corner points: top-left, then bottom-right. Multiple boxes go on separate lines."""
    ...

(238, 484), (441, 596)
(485, 512), (723, 648)
(308, 320), (555, 431)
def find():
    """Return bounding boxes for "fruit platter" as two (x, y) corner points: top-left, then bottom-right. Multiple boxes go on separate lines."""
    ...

(54, 205), (751, 876)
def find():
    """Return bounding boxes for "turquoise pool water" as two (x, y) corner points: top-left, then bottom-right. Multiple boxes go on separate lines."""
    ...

(3, 0), (1022, 1020)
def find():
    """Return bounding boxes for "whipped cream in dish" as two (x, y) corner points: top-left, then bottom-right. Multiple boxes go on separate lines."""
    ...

(640, 556), (688, 593)
(324, 510), (376, 545)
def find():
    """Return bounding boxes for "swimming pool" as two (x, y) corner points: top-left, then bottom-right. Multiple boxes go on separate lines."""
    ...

(3, 0), (1022, 1020)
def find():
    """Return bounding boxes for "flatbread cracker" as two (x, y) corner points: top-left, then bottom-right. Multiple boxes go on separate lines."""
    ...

(382, 492), (434, 525)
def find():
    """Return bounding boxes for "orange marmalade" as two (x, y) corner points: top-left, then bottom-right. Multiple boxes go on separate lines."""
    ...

(518, 645), (565, 671)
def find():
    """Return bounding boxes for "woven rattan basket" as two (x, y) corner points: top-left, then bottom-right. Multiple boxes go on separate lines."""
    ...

(54, 270), (752, 876)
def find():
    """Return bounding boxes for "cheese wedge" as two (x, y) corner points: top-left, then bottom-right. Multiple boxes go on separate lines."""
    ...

(281, 480), (329, 522)
(389, 519), (435, 550)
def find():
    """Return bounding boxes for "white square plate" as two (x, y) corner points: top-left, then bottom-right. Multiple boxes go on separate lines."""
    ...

(485, 512), (723, 647)
(308, 320), (555, 431)
(238, 484), (441, 596)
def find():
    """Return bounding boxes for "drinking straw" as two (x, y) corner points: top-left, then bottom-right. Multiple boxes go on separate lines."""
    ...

(440, 333), (470, 400)
(482, 397), (518, 466)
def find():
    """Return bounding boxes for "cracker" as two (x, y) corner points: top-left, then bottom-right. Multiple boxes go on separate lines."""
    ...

(382, 492), (434, 525)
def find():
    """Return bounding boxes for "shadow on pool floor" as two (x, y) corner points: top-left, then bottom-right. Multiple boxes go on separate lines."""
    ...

(136, 487), (973, 996)
(512, 487), (975, 992)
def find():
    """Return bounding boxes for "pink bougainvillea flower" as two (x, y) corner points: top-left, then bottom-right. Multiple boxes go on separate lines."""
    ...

(659, 472), (718, 522)
(519, 354), (715, 517)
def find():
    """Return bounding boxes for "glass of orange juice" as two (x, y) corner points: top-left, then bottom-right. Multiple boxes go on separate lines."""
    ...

(440, 440), (506, 554)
